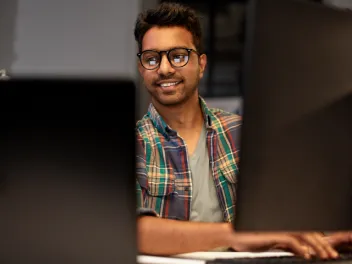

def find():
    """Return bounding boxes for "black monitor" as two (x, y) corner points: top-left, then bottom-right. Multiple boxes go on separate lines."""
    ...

(0, 78), (137, 263)
(235, 0), (352, 232)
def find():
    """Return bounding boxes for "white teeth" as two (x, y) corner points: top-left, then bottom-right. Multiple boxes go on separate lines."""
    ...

(160, 82), (179, 87)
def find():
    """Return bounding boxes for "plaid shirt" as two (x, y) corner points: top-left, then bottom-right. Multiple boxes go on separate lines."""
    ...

(136, 97), (241, 223)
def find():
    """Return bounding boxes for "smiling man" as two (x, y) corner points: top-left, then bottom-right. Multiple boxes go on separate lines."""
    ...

(133, 2), (346, 259)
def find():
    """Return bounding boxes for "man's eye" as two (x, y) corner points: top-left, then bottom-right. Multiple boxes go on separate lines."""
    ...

(145, 57), (158, 65)
(172, 54), (188, 63)
(172, 55), (187, 63)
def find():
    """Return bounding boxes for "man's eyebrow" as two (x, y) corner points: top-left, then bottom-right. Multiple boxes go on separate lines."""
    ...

(142, 46), (192, 52)
(170, 46), (190, 50)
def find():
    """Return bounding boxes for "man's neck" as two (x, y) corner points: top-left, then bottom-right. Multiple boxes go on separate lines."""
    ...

(152, 93), (204, 132)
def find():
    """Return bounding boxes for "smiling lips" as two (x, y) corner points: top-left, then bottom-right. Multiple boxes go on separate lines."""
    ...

(157, 80), (182, 88)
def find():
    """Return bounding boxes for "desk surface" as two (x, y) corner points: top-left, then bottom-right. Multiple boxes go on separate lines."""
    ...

(138, 251), (294, 264)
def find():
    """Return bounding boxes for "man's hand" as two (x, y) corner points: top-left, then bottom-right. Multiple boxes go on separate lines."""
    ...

(230, 232), (339, 260)
(325, 232), (352, 252)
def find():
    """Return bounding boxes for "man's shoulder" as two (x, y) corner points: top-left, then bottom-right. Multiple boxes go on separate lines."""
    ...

(208, 108), (242, 153)
(135, 115), (166, 154)
(135, 114), (164, 147)
(208, 107), (242, 127)
(136, 114), (155, 135)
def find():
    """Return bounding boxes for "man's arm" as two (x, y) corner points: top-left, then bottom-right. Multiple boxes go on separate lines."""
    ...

(137, 216), (232, 255)
(137, 215), (341, 259)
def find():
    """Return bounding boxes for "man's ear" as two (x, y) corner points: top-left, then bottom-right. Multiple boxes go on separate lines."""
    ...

(198, 53), (207, 79)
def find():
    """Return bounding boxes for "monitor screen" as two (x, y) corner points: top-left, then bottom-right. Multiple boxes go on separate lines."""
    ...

(235, 0), (352, 232)
(0, 78), (137, 263)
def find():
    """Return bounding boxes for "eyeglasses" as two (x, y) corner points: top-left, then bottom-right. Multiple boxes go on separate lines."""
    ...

(137, 48), (199, 70)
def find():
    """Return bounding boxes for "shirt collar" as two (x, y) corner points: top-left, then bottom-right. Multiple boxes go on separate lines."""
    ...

(147, 96), (213, 139)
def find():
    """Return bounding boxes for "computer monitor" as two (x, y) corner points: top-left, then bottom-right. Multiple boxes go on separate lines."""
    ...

(0, 78), (137, 263)
(235, 0), (352, 232)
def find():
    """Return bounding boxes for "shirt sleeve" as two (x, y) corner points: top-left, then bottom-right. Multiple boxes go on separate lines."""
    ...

(136, 132), (158, 218)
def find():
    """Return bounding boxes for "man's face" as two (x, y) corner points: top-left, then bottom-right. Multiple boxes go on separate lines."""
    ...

(138, 26), (207, 106)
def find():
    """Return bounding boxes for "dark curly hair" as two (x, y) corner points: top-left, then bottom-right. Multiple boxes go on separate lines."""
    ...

(134, 2), (204, 54)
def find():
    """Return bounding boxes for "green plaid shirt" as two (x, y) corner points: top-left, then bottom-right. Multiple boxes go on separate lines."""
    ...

(136, 97), (241, 222)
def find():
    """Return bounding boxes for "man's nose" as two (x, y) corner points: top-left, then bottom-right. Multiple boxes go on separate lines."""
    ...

(157, 54), (176, 76)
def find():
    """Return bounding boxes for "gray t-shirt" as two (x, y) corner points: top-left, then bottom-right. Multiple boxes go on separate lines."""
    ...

(189, 125), (223, 222)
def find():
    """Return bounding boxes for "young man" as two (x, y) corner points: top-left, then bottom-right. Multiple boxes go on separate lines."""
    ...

(134, 2), (349, 259)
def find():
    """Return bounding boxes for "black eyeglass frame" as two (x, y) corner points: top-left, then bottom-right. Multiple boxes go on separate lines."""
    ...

(137, 47), (200, 70)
